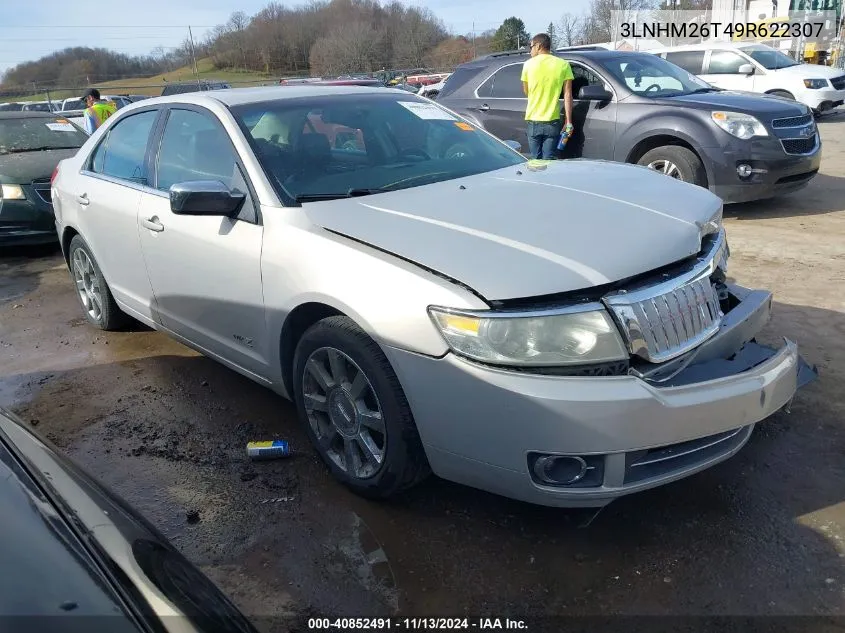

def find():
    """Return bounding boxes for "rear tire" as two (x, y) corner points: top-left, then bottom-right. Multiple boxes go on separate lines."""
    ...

(68, 235), (128, 331)
(292, 316), (430, 499)
(637, 145), (707, 188)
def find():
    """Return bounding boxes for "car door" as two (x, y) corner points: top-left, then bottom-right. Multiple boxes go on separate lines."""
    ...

(136, 106), (269, 379)
(473, 63), (530, 148)
(700, 50), (754, 92)
(72, 108), (161, 321)
(564, 61), (618, 160)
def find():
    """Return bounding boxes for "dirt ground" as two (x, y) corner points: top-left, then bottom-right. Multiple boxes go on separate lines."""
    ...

(2, 116), (844, 632)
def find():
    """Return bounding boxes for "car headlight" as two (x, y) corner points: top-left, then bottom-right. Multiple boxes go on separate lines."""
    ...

(803, 78), (829, 89)
(711, 111), (768, 139)
(0, 184), (26, 200)
(428, 306), (628, 367)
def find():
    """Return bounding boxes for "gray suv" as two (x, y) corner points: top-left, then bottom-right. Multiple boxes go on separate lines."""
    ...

(437, 49), (821, 203)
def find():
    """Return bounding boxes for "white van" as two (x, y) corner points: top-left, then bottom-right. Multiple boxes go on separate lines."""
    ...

(653, 42), (845, 114)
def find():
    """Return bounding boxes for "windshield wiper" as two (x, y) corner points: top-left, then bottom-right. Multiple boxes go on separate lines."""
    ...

(687, 87), (722, 94)
(295, 188), (387, 203)
(6, 146), (81, 153)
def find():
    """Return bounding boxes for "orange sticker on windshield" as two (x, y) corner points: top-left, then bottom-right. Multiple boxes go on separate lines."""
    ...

(454, 122), (473, 131)
(55, 118), (69, 124)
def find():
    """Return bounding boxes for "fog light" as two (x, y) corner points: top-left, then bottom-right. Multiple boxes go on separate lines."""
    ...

(737, 163), (753, 179)
(533, 455), (588, 485)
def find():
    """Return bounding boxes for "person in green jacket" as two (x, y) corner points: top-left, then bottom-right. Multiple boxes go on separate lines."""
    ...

(82, 88), (117, 135)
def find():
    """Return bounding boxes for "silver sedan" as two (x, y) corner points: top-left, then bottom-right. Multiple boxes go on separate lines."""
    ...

(50, 86), (813, 507)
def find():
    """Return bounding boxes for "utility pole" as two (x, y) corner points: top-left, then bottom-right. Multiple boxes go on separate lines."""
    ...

(472, 21), (476, 58)
(188, 25), (201, 87)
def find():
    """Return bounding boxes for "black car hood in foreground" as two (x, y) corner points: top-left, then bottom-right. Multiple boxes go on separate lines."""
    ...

(0, 147), (79, 184)
(0, 407), (258, 633)
(651, 90), (810, 117)
(305, 161), (724, 301)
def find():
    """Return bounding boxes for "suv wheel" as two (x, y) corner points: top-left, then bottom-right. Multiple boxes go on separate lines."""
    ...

(638, 145), (707, 187)
(292, 316), (430, 499)
(68, 235), (128, 330)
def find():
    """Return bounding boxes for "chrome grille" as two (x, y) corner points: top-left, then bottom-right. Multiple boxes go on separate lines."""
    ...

(771, 113), (812, 128)
(604, 230), (727, 364)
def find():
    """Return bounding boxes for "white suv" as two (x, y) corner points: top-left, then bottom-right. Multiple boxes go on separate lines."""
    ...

(653, 42), (845, 114)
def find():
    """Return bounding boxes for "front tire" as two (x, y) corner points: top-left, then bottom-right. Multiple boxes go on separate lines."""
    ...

(292, 316), (430, 499)
(68, 235), (127, 331)
(638, 145), (707, 188)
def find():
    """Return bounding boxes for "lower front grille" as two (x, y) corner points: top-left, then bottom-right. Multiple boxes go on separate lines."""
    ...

(781, 135), (818, 155)
(775, 169), (818, 185)
(623, 425), (752, 485)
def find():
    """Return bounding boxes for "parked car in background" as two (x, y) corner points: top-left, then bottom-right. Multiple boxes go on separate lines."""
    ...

(437, 49), (821, 203)
(52, 86), (814, 508)
(0, 102), (25, 111)
(0, 112), (88, 246)
(0, 407), (258, 632)
(22, 101), (60, 113)
(420, 74), (451, 99)
(160, 81), (231, 96)
(126, 94), (152, 102)
(60, 97), (86, 118)
(652, 42), (845, 115)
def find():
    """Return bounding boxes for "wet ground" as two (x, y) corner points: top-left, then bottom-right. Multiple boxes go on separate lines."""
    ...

(2, 116), (845, 632)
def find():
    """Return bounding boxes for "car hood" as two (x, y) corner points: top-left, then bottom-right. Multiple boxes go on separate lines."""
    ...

(767, 63), (845, 79)
(654, 90), (808, 116)
(0, 147), (79, 184)
(304, 161), (723, 301)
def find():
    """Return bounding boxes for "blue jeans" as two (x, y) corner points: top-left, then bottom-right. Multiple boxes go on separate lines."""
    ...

(527, 119), (563, 160)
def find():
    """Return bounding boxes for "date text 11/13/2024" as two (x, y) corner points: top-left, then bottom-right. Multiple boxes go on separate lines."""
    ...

(308, 618), (528, 630)
(619, 21), (825, 40)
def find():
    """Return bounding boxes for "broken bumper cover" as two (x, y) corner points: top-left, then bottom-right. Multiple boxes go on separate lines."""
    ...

(385, 284), (816, 507)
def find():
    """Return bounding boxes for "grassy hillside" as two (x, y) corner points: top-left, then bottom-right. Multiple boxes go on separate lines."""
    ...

(7, 57), (277, 103)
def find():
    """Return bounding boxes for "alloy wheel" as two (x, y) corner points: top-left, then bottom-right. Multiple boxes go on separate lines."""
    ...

(301, 346), (386, 479)
(72, 248), (103, 323)
(647, 159), (682, 179)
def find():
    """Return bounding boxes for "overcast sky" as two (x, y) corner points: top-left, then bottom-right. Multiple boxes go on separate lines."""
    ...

(0, 0), (592, 77)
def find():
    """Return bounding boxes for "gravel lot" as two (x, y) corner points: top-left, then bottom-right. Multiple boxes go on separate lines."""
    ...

(1, 115), (844, 631)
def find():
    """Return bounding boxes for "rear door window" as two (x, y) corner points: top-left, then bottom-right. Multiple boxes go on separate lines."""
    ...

(665, 50), (706, 74)
(490, 64), (525, 98)
(89, 110), (157, 183)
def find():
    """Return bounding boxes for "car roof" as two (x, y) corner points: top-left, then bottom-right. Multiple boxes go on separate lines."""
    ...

(0, 111), (62, 119)
(143, 85), (411, 107)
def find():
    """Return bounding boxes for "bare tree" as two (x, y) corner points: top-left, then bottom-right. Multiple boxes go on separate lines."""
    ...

(310, 21), (384, 76)
(585, 0), (657, 44)
(557, 13), (583, 47)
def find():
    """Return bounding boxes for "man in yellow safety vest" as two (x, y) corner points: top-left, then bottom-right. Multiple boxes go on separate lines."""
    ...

(82, 88), (117, 135)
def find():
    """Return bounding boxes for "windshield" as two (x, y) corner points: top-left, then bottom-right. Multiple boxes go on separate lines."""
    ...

(601, 55), (712, 97)
(0, 116), (88, 154)
(740, 45), (799, 69)
(232, 93), (524, 203)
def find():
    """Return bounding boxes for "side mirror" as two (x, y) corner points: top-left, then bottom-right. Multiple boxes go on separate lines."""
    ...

(738, 63), (755, 75)
(578, 85), (613, 101)
(170, 181), (245, 217)
(503, 139), (522, 152)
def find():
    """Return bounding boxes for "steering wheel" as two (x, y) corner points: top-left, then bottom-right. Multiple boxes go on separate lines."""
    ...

(644, 83), (662, 94)
(397, 148), (431, 161)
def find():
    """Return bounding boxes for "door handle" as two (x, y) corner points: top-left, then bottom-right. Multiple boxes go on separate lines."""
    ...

(76, 193), (89, 206)
(478, 103), (490, 112)
(141, 216), (164, 232)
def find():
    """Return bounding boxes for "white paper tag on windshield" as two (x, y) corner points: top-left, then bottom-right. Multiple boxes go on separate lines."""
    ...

(46, 122), (76, 132)
(398, 101), (456, 120)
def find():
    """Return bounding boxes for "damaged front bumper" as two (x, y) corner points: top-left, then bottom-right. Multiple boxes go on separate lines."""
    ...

(384, 283), (817, 508)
